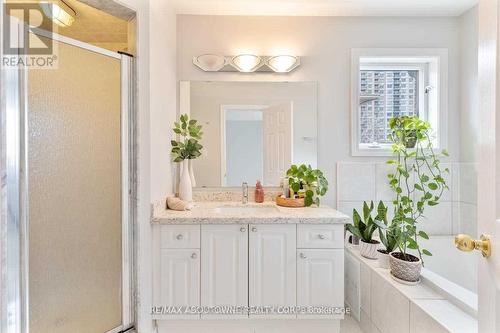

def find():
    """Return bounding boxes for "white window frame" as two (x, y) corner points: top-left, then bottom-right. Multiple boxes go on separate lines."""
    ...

(351, 48), (448, 157)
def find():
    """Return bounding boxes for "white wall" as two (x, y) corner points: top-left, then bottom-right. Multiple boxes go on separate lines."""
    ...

(459, 6), (479, 163)
(177, 15), (462, 206)
(118, 0), (177, 332)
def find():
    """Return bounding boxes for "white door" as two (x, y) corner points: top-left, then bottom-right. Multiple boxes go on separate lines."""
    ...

(201, 225), (248, 318)
(160, 249), (200, 317)
(297, 250), (344, 318)
(478, 1), (500, 331)
(263, 103), (293, 185)
(249, 224), (296, 318)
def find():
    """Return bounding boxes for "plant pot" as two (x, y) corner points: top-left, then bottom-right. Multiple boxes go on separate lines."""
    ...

(377, 249), (390, 269)
(359, 240), (380, 259)
(404, 130), (417, 148)
(389, 252), (422, 283)
(178, 160), (193, 202)
(350, 235), (360, 246)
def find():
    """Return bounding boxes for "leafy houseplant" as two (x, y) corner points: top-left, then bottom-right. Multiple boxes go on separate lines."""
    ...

(374, 201), (400, 269)
(171, 114), (203, 201)
(387, 116), (449, 282)
(286, 164), (328, 207)
(345, 201), (384, 259)
(171, 114), (203, 162)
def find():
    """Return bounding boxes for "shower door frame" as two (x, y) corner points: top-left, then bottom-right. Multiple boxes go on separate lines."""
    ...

(1, 25), (137, 333)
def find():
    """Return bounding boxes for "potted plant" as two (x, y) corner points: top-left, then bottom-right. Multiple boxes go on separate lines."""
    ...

(286, 164), (328, 207)
(386, 116), (449, 283)
(171, 114), (203, 201)
(345, 201), (382, 259)
(374, 201), (400, 269)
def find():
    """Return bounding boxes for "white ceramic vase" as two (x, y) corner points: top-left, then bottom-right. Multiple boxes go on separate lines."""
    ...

(179, 160), (193, 202)
(189, 159), (196, 187)
(359, 240), (380, 259)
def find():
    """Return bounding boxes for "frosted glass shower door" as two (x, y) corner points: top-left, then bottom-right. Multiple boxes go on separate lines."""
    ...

(27, 37), (123, 333)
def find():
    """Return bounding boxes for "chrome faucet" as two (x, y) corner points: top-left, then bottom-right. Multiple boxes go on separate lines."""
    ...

(242, 182), (248, 204)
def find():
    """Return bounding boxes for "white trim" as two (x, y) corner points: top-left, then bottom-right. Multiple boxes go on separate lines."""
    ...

(350, 48), (448, 157)
(105, 325), (124, 333)
(30, 27), (122, 59)
(219, 104), (267, 186)
(121, 54), (136, 329)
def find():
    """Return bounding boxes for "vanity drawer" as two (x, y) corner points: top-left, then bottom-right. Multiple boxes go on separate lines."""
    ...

(160, 225), (200, 248)
(297, 224), (343, 249)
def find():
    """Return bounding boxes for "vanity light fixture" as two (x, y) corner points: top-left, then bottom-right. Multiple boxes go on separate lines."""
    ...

(193, 54), (227, 72)
(40, 0), (76, 27)
(231, 54), (263, 72)
(266, 55), (300, 73)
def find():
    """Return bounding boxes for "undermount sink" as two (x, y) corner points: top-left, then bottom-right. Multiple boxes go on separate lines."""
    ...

(213, 205), (279, 215)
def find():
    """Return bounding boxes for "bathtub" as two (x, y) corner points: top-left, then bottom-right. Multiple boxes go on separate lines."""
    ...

(414, 235), (478, 316)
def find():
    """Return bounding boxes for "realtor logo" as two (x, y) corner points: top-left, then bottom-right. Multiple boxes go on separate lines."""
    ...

(2, 2), (57, 68)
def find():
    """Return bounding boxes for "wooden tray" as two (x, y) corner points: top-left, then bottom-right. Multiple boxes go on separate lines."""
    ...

(276, 196), (305, 207)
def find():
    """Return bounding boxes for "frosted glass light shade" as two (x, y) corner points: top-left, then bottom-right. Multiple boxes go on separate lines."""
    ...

(267, 55), (300, 73)
(40, 0), (76, 27)
(193, 54), (226, 71)
(231, 54), (262, 72)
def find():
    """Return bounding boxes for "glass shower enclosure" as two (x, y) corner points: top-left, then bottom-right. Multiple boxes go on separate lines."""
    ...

(2, 25), (135, 333)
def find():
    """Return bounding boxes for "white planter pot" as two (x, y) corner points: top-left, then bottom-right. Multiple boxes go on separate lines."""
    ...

(178, 160), (193, 202)
(389, 252), (422, 283)
(377, 250), (390, 269)
(359, 240), (380, 259)
(188, 159), (196, 187)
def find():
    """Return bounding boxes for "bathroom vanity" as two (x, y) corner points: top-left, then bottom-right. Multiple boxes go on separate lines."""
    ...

(151, 201), (350, 333)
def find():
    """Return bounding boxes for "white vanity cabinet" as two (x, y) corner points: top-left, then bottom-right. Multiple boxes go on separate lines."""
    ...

(153, 222), (346, 329)
(249, 224), (296, 317)
(297, 249), (344, 317)
(201, 225), (248, 318)
(159, 249), (200, 316)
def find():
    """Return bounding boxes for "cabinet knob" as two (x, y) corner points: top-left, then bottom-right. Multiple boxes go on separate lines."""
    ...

(318, 234), (325, 240)
(300, 253), (307, 259)
(191, 253), (197, 259)
(176, 234), (183, 240)
(251, 227), (257, 232)
(240, 227), (246, 232)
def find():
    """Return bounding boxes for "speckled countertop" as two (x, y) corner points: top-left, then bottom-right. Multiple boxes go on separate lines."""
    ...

(151, 200), (351, 225)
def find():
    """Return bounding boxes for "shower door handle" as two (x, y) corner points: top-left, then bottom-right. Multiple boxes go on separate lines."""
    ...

(454, 234), (491, 258)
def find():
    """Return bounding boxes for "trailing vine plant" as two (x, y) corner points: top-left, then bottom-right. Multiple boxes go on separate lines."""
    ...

(387, 116), (449, 265)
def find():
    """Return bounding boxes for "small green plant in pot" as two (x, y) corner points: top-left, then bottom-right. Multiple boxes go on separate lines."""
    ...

(345, 201), (383, 259)
(374, 201), (401, 269)
(286, 164), (328, 207)
(171, 114), (203, 201)
(387, 116), (449, 283)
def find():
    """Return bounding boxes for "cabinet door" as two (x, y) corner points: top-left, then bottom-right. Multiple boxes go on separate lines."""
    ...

(249, 224), (296, 318)
(297, 249), (344, 319)
(160, 249), (200, 318)
(201, 225), (248, 318)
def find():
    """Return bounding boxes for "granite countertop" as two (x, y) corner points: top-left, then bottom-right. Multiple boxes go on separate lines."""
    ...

(151, 200), (351, 225)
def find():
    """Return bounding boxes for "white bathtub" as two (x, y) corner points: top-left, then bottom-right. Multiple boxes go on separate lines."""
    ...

(414, 235), (478, 315)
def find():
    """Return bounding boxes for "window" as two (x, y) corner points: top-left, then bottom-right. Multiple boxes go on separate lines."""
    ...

(351, 49), (448, 156)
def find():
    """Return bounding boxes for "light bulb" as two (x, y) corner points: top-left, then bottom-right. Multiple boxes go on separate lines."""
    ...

(231, 54), (262, 72)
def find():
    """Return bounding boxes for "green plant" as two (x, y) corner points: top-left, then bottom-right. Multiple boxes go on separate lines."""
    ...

(374, 201), (401, 253)
(170, 114), (203, 162)
(286, 164), (328, 206)
(346, 201), (384, 243)
(387, 116), (449, 264)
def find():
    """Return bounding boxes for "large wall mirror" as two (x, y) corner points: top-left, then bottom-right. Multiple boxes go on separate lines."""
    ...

(181, 81), (318, 187)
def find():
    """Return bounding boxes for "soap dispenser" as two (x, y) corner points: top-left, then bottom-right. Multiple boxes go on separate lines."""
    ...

(255, 180), (264, 203)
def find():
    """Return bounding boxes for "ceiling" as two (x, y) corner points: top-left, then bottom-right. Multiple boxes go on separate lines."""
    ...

(173, 0), (478, 17)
